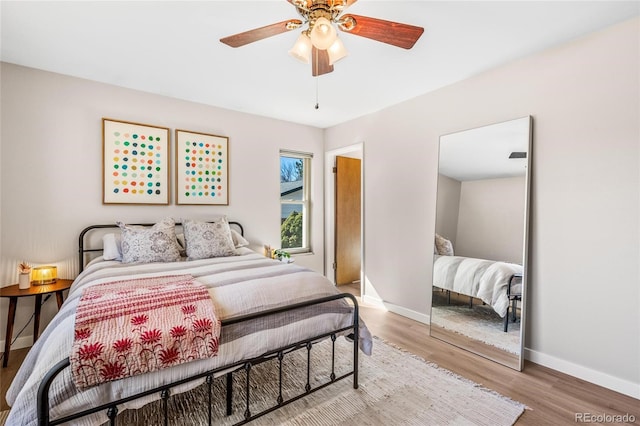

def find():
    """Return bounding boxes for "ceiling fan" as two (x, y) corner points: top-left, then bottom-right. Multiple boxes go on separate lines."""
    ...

(220, 0), (424, 77)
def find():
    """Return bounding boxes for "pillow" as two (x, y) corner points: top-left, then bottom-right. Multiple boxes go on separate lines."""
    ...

(182, 218), (237, 260)
(102, 233), (123, 261)
(176, 233), (185, 248)
(231, 228), (249, 248)
(176, 233), (187, 257)
(435, 234), (454, 256)
(116, 217), (181, 264)
(178, 225), (246, 251)
(103, 226), (180, 261)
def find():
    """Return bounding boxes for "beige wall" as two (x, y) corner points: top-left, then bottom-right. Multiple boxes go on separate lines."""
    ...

(0, 63), (325, 349)
(325, 18), (639, 398)
(435, 175), (526, 264)
(456, 176), (526, 264)
(434, 174), (461, 247)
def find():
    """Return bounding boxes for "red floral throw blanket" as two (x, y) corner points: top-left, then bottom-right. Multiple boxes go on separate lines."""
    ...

(70, 275), (220, 390)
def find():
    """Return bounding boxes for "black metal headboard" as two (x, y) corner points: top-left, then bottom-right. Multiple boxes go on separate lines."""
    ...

(78, 221), (244, 273)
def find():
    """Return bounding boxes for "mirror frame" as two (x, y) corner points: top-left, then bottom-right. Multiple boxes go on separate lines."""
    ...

(430, 116), (532, 371)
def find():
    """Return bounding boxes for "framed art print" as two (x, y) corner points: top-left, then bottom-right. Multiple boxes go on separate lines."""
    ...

(176, 129), (229, 205)
(103, 118), (170, 205)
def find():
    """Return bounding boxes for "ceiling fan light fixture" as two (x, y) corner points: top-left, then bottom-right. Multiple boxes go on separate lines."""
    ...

(327, 37), (348, 65)
(220, 2), (425, 77)
(310, 17), (337, 50)
(338, 15), (356, 32)
(288, 33), (312, 64)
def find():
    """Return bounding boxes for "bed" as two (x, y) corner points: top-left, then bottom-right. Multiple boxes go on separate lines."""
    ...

(5, 218), (372, 426)
(432, 254), (523, 321)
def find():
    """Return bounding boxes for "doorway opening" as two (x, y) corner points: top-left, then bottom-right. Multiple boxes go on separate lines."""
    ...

(325, 144), (363, 296)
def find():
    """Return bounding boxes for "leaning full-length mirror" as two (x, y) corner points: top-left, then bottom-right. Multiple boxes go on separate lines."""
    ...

(430, 116), (532, 370)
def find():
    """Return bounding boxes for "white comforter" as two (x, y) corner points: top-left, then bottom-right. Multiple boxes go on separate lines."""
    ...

(432, 255), (522, 317)
(6, 248), (372, 426)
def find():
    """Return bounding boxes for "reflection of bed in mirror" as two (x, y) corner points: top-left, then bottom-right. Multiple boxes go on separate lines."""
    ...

(430, 116), (531, 371)
(432, 253), (522, 328)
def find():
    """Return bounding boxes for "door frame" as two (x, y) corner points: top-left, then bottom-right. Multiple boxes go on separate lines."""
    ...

(324, 143), (364, 291)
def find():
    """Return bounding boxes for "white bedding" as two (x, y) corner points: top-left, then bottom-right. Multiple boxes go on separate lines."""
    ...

(432, 255), (522, 317)
(6, 248), (372, 426)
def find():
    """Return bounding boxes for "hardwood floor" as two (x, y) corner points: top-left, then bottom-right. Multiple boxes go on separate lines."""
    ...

(1, 347), (29, 411)
(337, 283), (639, 425)
(2, 284), (639, 425)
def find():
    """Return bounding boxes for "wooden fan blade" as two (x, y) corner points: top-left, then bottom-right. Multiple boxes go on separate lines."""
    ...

(339, 14), (424, 49)
(220, 19), (302, 48)
(312, 47), (333, 77)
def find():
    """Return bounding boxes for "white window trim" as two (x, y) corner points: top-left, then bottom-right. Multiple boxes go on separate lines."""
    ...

(280, 150), (312, 254)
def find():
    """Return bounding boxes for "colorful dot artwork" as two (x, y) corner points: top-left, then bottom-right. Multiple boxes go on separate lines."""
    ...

(104, 120), (169, 204)
(177, 131), (228, 205)
(111, 134), (163, 195)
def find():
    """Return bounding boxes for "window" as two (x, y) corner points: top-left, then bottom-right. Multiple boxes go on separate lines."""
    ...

(280, 150), (311, 253)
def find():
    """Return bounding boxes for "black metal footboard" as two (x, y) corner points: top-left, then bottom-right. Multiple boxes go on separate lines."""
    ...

(37, 293), (360, 426)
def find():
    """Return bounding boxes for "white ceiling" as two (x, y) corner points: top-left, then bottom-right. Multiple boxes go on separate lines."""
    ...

(439, 116), (530, 182)
(1, 1), (638, 129)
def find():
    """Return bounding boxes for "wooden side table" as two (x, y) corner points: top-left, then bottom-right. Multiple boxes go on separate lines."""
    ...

(1, 279), (73, 367)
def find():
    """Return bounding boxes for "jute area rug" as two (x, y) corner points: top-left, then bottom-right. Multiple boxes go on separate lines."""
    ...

(1, 337), (525, 426)
(431, 304), (521, 355)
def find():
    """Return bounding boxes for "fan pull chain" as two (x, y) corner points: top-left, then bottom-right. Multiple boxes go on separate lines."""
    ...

(315, 79), (320, 110)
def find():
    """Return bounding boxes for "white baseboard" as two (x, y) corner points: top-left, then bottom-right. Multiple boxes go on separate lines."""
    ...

(525, 348), (640, 400)
(362, 294), (430, 325)
(362, 294), (638, 400)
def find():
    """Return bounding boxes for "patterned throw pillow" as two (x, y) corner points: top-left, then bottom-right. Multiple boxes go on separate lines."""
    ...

(435, 233), (455, 256)
(182, 218), (238, 260)
(116, 217), (181, 264)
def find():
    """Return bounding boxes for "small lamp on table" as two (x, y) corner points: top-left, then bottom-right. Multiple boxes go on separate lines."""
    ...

(31, 266), (57, 285)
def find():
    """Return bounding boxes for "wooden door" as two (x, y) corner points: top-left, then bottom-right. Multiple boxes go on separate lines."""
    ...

(335, 156), (361, 285)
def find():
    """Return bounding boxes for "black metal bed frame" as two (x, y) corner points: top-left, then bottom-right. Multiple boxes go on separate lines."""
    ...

(36, 222), (360, 426)
(504, 273), (522, 332)
(434, 272), (522, 333)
